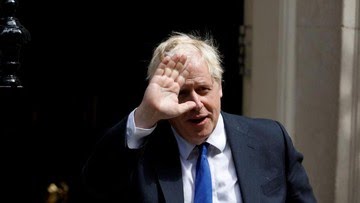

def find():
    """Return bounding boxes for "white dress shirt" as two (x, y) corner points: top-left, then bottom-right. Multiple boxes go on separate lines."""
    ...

(126, 109), (242, 203)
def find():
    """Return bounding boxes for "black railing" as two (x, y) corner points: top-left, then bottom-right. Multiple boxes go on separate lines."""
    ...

(0, 0), (30, 88)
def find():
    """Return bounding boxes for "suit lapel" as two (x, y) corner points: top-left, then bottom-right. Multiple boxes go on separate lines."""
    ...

(149, 114), (263, 203)
(222, 113), (261, 203)
(151, 122), (184, 203)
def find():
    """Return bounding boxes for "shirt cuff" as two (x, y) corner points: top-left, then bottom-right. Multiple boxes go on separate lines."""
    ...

(126, 108), (156, 149)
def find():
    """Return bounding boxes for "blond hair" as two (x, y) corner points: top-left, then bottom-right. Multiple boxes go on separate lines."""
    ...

(147, 32), (223, 82)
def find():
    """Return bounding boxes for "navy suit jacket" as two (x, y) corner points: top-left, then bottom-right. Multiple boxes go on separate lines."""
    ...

(82, 112), (317, 203)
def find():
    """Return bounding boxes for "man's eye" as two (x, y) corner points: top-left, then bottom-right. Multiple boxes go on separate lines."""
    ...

(197, 87), (210, 94)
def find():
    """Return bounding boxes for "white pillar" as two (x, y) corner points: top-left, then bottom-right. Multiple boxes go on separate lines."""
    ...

(335, 0), (360, 202)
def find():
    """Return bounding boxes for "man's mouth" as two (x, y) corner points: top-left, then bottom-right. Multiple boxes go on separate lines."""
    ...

(189, 117), (207, 124)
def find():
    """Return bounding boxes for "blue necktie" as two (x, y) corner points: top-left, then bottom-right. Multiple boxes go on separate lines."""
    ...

(194, 143), (212, 203)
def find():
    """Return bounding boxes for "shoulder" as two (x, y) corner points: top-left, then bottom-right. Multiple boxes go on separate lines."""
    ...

(221, 111), (288, 145)
(221, 111), (283, 132)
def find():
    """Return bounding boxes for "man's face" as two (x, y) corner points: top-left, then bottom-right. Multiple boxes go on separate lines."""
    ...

(169, 56), (222, 145)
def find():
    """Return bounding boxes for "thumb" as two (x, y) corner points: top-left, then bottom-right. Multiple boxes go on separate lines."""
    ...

(178, 101), (196, 114)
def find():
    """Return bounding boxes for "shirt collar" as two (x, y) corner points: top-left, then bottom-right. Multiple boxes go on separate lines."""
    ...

(173, 113), (226, 160)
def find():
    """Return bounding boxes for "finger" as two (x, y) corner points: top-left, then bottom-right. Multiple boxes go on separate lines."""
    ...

(154, 55), (172, 76)
(154, 62), (166, 76)
(170, 54), (188, 80)
(163, 60), (176, 77)
(175, 68), (189, 86)
(166, 54), (186, 79)
(170, 69), (180, 80)
(170, 53), (180, 62)
(179, 54), (187, 67)
(179, 62), (190, 78)
(175, 76), (185, 87)
(170, 60), (185, 79)
(162, 55), (171, 64)
(173, 54), (187, 72)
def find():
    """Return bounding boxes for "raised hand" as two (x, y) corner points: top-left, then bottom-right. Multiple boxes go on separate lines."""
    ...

(134, 54), (196, 128)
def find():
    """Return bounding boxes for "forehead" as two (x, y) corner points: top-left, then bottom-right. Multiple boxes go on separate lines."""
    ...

(180, 49), (208, 74)
(184, 63), (214, 87)
(186, 60), (209, 76)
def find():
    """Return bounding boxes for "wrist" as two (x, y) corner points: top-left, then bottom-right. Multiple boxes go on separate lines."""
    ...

(134, 104), (159, 128)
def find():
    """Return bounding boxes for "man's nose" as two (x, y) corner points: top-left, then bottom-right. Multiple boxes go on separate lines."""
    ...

(190, 91), (204, 111)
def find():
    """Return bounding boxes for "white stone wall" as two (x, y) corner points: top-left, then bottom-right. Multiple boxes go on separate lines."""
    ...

(295, 0), (341, 202)
(243, 0), (346, 202)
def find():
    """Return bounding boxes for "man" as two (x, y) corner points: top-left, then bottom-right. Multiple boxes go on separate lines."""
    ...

(82, 32), (317, 203)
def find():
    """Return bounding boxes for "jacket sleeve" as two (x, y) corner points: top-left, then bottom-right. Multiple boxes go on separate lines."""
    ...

(81, 116), (139, 203)
(276, 121), (317, 203)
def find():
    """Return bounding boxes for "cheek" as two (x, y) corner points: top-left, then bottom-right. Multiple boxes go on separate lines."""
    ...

(210, 89), (223, 103)
(203, 96), (221, 110)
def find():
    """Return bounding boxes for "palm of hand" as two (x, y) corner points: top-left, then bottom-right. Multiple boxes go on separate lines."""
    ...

(144, 74), (184, 119)
(140, 54), (196, 122)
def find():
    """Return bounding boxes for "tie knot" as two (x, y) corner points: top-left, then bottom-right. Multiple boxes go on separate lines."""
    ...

(198, 143), (209, 157)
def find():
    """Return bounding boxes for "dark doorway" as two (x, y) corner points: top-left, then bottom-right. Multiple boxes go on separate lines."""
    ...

(2, 1), (244, 202)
